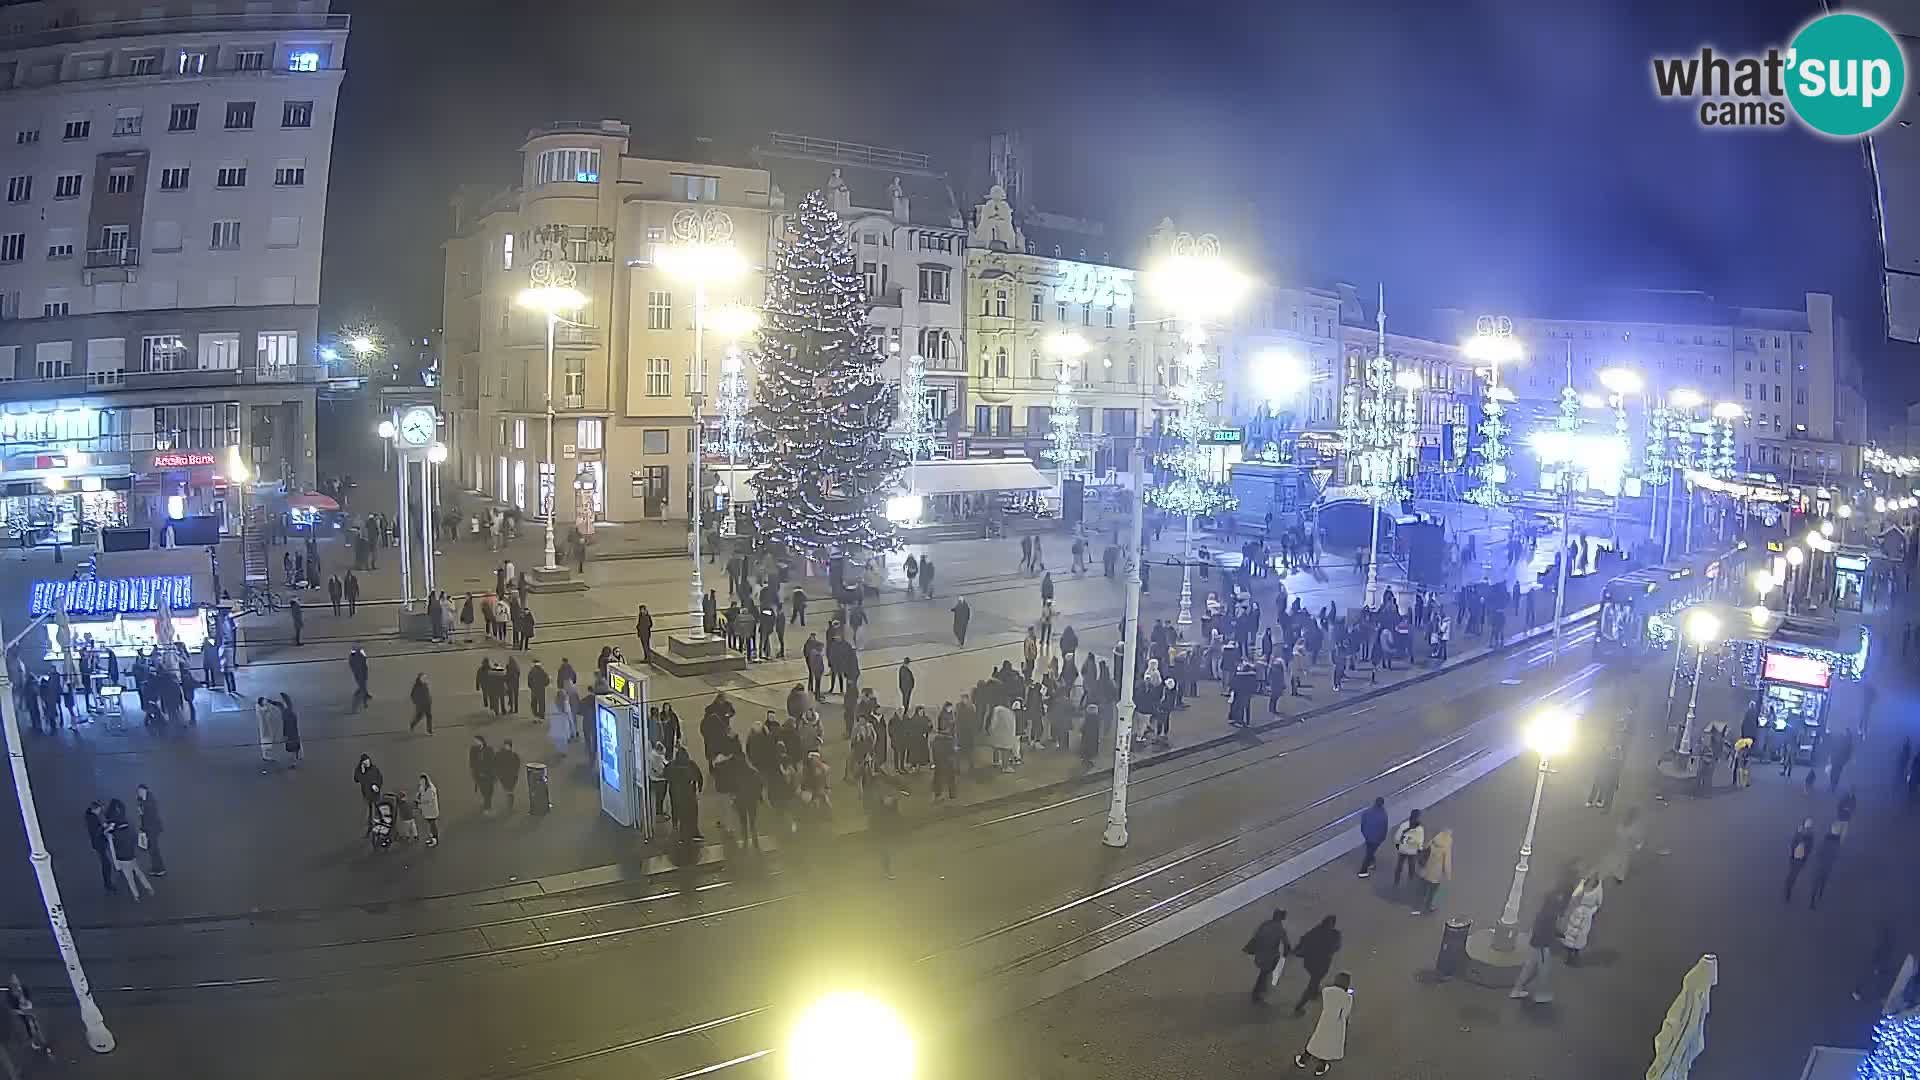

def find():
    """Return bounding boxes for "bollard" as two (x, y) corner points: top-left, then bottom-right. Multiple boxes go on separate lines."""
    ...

(525, 762), (550, 816)
(1437, 917), (1472, 979)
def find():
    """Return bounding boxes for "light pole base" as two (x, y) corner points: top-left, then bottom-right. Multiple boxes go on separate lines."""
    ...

(83, 1021), (115, 1053)
(1101, 821), (1129, 848)
(1465, 925), (1524, 967)
(526, 565), (585, 594)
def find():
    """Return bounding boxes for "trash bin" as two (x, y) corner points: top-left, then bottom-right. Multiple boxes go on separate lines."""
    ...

(1436, 917), (1471, 978)
(525, 762), (550, 816)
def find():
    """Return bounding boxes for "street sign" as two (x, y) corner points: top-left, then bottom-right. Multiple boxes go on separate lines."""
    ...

(1198, 427), (1244, 446)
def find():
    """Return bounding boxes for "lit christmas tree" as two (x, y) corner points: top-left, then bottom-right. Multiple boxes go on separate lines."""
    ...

(1044, 353), (1086, 473)
(746, 190), (901, 560)
(896, 350), (938, 463)
(706, 345), (751, 463)
(1464, 380), (1510, 508)
(1145, 327), (1237, 519)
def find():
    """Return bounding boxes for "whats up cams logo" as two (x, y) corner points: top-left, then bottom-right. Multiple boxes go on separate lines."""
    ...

(1652, 12), (1908, 137)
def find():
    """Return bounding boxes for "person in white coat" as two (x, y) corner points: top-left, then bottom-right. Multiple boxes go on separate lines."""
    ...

(254, 696), (281, 769)
(988, 701), (1019, 771)
(1560, 873), (1604, 963)
(1294, 972), (1351, 1074)
(415, 774), (441, 846)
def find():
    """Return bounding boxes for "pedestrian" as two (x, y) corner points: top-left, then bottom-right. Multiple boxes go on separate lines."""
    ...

(1601, 805), (1644, 883)
(84, 800), (115, 895)
(289, 596), (304, 646)
(528, 659), (549, 719)
(790, 587), (807, 626)
(951, 597), (971, 646)
(1809, 820), (1844, 910)
(496, 738), (522, 811)
(863, 767), (905, 878)
(1829, 726), (1857, 793)
(344, 570), (360, 616)
(416, 774), (441, 846)
(353, 753), (383, 823)
(1290, 915), (1343, 1015)
(1414, 827), (1452, 914)
(665, 746), (705, 845)
(410, 674), (434, 734)
(1357, 796), (1388, 878)
(635, 604), (655, 663)
(459, 593), (475, 640)
(1587, 740), (1625, 810)
(804, 633), (826, 700)
(6, 973), (51, 1058)
(504, 655), (521, 715)
(276, 692), (302, 766)
(103, 799), (154, 900)
(1392, 808), (1425, 890)
(930, 713), (958, 800)
(1293, 972), (1352, 1075)
(348, 645), (371, 712)
(1243, 908), (1291, 1003)
(135, 783), (166, 877)
(1784, 817), (1816, 902)
(1853, 921), (1900, 1002)
(899, 656), (916, 712)
(1559, 872), (1604, 963)
(1509, 885), (1572, 1003)
(327, 574), (343, 616)
(920, 555), (936, 596)
(1040, 571), (1054, 611)
(471, 735), (496, 811)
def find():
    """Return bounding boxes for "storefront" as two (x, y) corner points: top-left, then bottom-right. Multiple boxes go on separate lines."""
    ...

(1729, 615), (1870, 765)
(33, 570), (214, 660)
(892, 457), (1053, 526)
(133, 449), (236, 530)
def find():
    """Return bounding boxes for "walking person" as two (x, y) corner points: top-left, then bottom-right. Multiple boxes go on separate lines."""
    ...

(1391, 808), (1425, 891)
(1784, 817), (1817, 902)
(898, 657), (916, 712)
(471, 735), (496, 812)
(495, 738), (522, 812)
(84, 800), (115, 895)
(665, 747), (705, 846)
(1413, 827), (1452, 914)
(1356, 797), (1388, 878)
(1808, 820), (1844, 910)
(348, 645), (371, 712)
(416, 774), (441, 846)
(1559, 872), (1604, 963)
(952, 597), (971, 646)
(528, 659), (549, 719)
(635, 604), (655, 663)
(103, 799), (154, 900)
(504, 655), (522, 715)
(1292, 973), (1352, 1075)
(353, 753), (383, 827)
(1509, 884), (1572, 1003)
(410, 675), (434, 734)
(1290, 915), (1343, 1016)
(135, 783), (166, 877)
(289, 596), (304, 646)
(1243, 908), (1291, 1004)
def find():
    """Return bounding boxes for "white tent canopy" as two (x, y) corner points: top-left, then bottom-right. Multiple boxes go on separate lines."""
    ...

(903, 457), (1051, 496)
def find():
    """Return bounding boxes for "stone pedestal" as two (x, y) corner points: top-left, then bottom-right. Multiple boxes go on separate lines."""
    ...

(1464, 925), (1526, 968)
(395, 606), (435, 641)
(654, 632), (747, 676)
(527, 565), (586, 593)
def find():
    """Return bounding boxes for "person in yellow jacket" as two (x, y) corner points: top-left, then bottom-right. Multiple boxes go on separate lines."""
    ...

(1413, 828), (1453, 915)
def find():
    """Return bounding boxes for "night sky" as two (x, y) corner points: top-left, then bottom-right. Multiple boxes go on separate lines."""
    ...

(321, 0), (1902, 412)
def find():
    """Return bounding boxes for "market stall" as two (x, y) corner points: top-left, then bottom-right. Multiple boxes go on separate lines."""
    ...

(1728, 614), (1870, 765)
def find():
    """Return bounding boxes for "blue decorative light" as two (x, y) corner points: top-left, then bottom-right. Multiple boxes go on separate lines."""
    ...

(1860, 1013), (1920, 1078)
(31, 575), (195, 617)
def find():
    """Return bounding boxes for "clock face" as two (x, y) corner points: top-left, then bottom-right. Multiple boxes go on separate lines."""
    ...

(398, 407), (436, 447)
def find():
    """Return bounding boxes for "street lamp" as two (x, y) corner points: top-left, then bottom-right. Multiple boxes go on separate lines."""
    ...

(1666, 388), (1705, 557)
(227, 446), (250, 539)
(787, 991), (914, 1080)
(1489, 705), (1576, 952)
(1252, 348), (1311, 412)
(1105, 381), (1153, 849)
(657, 239), (747, 638)
(516, 284), (588, 573)
(1675, 608), (1720, 757)
(1838, 503), (1853, 545)
(1786, 545), (1805, 614)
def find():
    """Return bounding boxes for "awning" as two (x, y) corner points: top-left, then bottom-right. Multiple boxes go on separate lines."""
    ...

(906, 459), (1051, 496)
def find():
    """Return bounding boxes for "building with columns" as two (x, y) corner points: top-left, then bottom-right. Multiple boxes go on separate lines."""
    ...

(0, 0), (348, 534)
(441, 120), (773, 527)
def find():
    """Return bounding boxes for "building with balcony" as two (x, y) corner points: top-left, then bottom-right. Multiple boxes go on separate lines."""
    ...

(441, 120), (773, 525)
(0, 0), (346, 533)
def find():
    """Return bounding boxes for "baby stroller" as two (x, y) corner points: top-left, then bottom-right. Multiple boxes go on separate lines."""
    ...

(368, 790), (397, 850)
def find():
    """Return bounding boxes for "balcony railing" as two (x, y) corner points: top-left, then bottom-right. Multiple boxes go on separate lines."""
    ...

(0, 364), (331, 403)
(85, 247), (137, 270)
(561, 393), (585, 409)
(509, 323), (601, 349)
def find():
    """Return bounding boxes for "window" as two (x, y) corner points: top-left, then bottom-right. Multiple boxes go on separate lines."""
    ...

(0, 293), (17, 320)
(1774, 357), (1783, 374)
(286, 50), (321, 73)
(536, 148), (600, 185)
(216, 165), (247, 188)
(918, 267), (950, 303)
(1030, 350), (1041, 379)
(501, 232), (514, 270)
(577, 418), (604, 451)
(1057, 301), (1067, 323)
(1031, 292), (1042, 321)
(1081, 304), (1091, 326)
(257, 331), (298, 374)
(168, 103), (198, 131)
(112, 109), (142, 136)
(974, 404), (991, 433)
(862, 262), (879, 296)
(5, 176), (28, 203)
(35, 342), (72, 379)
(918, 232), (954, 254)
(52, 173), (81, 199)
(273, 161), (304, 187)
(564, 358), (585, 398)
(106, 168), (134, 195)
(15, 129), (37, 145)
(1773, 385), (1782, 403)
(994, 348), (1008, 379)
(178, 51), (206, 75)
(647, 290), (672, 330)
(994, 290), (1008, 317)
(641, 429), (670, 455)
(1795, 387), (1807, 406)
(200, 332), (239, 370)
(139, 334), (188, 373)
(224, 101), (254, 129)
(281, 100), (312, 128)
(42, 297), (69, 318)
(63, 119), (90, 140)
(98, 225), (129, 252)
(1106, 304), (1115, 328)
(670, 173), (719, 202)
(159, 167), (188, 191)
(234, 50), (266, 71)
(45, 228), (73, 259)
(1744, 383), (1753, 400)
(210, 220), (241, 249)
(513, 418), (526, 450)
(646, 358), (671, 397)
(0, 234), (23, 262)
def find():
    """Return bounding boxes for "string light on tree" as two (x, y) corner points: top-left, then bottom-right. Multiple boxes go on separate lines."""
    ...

(1044, 331), (1090, 473)
(1861, 1013), (1920, 1079)
(745, 190), (902, 563)
(896, 351), (938, 463)
(1461, 318), (1520, 509)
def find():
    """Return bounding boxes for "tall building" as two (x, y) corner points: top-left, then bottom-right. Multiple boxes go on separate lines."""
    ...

(0, 0), (347, 532)
(441, 120), (773, 526)
(1333, 287), (1479, 488)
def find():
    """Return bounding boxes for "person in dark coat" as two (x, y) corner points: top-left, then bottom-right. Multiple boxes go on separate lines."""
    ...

(527, 660), (550, 719)
(803, 634), (826, 700)
(664, 747), (705, 845)
(1290, 915), (1344, 1015)
(504, 656), (522, 715)
(326, 575), (343, 616)
(898, 657), (916, 711)
(84, 800), (115, 894)
(470, 735), (496, 811)
(343, 570), (360, 616)
(353, 754), (384, 822)
(347, 646), (371, 712)
(289, 597), (304, 646)
(410, 675), (434, 734)
(1357, 797), (1389, 878)
(276, 693), (302, 766)
(494, 738), (522, 811)
(1809, 821), (1844, 910)
(635, 605), (655, 663)
(135, 783), (166, 876)
(952, 597), (971, 646)
(1510, 885), (1573, 1003)
(1244, 908), (1292, 1003)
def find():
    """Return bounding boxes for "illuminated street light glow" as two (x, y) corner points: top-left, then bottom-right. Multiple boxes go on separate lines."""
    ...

(1251, 348), (1310, 409)
(426, 442), (449, 465)
(1393, 369), (1424, 392)
(348, 334), (377, 355)
(376, 420), (396, 440)
(1711, 401), (1745, 420)
(1684, 607), (1721, 645)
(1525, 706), (1576, 758)
(320, 347), (341, 363)
(1750, 604), (1771, 626)
(1839, 504), (1853, 519)
(1046, 331), (1090, 359)
(1750, 569), (1775, 595)
(516, 285), (588, 314)
(1147, 253), (1249, 319)
(787, 992), (914, 1080)
(42, 475), (66, 492)
(1598, 367), (1643, 395)
(703, 303), (761, 340)
(1787, 546), (1805, 567)
(1462, 334), (1523, 365)
(1820, 520), (1834, 537)
(1669, 387), (1705, 409)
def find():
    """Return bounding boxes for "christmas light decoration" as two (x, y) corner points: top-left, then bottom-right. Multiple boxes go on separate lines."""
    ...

(745, 190), (901, 560)
(1860, 1011), (1920, 1077)
(707, 346), (751, 463)
(1145, 326), (1237, 519)
(1045, 354), (1086, 473)
(896, 351), (937, 463)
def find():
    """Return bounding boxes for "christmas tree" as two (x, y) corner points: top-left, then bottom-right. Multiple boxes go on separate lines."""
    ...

(746, 190), (901, 560)
(1144, 326), (1237, 519)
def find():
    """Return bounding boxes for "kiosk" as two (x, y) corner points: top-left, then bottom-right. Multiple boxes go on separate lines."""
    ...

(1730, 615), (1869, 765)
(594, 661), (655, 837)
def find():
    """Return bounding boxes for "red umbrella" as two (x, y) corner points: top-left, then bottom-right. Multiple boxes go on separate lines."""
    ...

(287, 491), (340, 511)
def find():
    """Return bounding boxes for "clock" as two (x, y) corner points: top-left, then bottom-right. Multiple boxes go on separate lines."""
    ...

(397, 406), (437, 448)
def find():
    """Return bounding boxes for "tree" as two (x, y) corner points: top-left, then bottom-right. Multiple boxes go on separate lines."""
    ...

(746, 190), (901, 560)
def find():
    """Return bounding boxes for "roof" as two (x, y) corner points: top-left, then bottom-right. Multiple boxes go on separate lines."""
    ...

(905, 458), (1051, 495)
(1734, 307), (1811, 334)
(754, 138), (964, 230)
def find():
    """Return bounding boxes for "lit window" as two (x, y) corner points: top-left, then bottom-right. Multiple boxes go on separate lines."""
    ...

(536, 148), (600, 185)
(647, 291), (672, 330)
(178, 51), (206, 75)
(513, 418), (526, 450)
(502, 232), (514, 271)
(286, 50), (321, 73)
(670, 173), (720, 202)
(576, 418), (603, 451)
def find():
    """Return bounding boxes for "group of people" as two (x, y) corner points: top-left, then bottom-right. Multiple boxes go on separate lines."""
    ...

(353, 754), (446, 848)
(82, 786), (165, 901)
(1242, 907), (1350, 1074)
